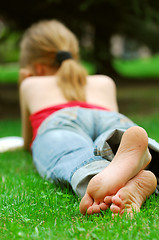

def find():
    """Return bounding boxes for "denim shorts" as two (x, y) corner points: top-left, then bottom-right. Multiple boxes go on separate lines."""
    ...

(32, 107), (159, 197)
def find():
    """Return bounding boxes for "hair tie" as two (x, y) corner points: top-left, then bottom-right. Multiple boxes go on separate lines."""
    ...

(56, 51), (73, 65)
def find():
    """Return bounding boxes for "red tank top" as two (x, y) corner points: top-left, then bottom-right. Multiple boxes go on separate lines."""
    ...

(30, 101), (109, 144)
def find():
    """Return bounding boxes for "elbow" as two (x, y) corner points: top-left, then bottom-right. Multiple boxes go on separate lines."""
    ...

(24, 142), (31, 152)
(23, 137), (31, 151)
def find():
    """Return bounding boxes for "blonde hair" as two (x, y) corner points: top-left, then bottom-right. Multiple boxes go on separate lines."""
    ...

(20, 20), (87, 101)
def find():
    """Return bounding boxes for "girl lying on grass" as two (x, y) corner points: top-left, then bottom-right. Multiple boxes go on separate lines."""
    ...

(19, 19), (159, 217)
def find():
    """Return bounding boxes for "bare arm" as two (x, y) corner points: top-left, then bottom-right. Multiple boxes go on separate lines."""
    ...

(88, 75), (119, 112)
(19, 82), (32, 151)
(106, 77), (119, 112)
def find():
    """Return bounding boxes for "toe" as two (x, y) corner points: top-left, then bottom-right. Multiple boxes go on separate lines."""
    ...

(99, 202), (109, 211)
(79, 193), (94, 215)
(92, 204), (101, 213)
(104, 196), (113, 205)
(112, 195), (123, 206)
(110, 203), (121, 213)
(87, 206), (94, 215)
(87, 202), (101, 215)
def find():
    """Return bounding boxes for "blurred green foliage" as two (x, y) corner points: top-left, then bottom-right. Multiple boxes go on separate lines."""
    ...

(0, 63), (19, 83)
(0, 61), (96, 83)
(1, 0), (159, 77)
(113, 54), (159, 78)
(0, 25), (20, 63)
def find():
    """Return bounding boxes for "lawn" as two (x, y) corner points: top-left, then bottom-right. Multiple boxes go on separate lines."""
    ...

(0, 116), (159, 240)
(1, 27), (159, 239)
(0, 63), (159, 239)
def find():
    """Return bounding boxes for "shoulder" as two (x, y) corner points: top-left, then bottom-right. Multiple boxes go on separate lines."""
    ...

(87, 75), (116, 89)
(20, 76), (56, 92)
(19, 76), (43, 103)
(20, 76), (38, 92)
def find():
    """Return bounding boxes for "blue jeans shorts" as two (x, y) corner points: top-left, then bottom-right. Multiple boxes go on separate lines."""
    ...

(32, 107), (159, 197)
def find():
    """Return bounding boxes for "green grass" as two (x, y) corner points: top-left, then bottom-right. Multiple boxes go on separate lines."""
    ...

(0, 117), (159, 239)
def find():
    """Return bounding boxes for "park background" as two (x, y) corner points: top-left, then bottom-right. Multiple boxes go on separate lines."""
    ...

(0, 1), (159, 239)
(1, 0), (159, 118)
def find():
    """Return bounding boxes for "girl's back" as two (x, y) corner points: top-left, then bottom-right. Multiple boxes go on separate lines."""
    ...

(20, 74), (118, 114)
(19, 19), (118, 149)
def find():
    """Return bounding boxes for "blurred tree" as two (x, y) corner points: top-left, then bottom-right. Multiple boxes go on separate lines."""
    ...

(1, 0), (159, 77)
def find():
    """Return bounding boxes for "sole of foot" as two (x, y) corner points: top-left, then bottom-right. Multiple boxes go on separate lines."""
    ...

(80, 126), (152, 215)
(105, 170), (157, 217)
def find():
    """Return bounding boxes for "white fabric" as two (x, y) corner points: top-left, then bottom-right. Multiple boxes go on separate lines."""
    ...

(0, 137), (24, 152)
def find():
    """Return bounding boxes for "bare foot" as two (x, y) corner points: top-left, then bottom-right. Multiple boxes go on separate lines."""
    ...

(79, 126), (152, 215)
(105, 170), (157, 217)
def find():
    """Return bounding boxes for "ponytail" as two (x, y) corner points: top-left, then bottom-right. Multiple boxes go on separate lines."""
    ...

(20, 19), (87, 101)
(57, 59), (87, 101)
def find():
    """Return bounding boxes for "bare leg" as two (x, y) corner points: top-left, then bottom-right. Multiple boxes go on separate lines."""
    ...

(79, 126), (151, 215)
(105, 170), (157, 217)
